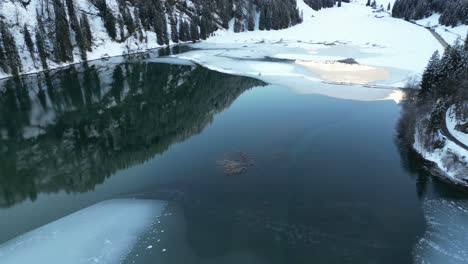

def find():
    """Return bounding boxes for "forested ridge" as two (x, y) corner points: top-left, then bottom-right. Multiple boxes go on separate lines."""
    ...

(0, 0), (305, 78)
(398, 35), (468, 186)
(392, 0), (468, 26)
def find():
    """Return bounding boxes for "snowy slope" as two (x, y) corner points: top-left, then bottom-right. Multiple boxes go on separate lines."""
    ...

(0, 0), (168, 79)
(415, 14), (468, 46)
(173, 0), (442, 101)
(1, 0), (284, 79)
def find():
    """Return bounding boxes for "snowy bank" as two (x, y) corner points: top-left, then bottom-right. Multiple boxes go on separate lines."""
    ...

(0, 199), (167, 264)
(413, 112), (468, 187)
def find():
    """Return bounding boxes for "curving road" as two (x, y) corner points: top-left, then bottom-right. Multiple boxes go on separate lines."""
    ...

(440, 109), (468, 151)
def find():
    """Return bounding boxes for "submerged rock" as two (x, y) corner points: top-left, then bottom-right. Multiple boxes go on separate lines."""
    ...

(217, 152), (254, 175)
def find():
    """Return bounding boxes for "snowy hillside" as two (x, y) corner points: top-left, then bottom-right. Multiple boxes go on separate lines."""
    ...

(0, 0), (302, 79)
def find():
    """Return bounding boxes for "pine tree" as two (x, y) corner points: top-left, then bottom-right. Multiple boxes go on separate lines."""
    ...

(0, 22), (23, 76)
(190, 20), (199, 42)
(122, 8), (135, 36)
(420, 50), (440, 96)
(117, 15), (125, 41)
(94, 0), (117, 40)
(23, 24), (36, 62)
(247, 0), (255, 31)
(338, 0), (342, 7)
(387, 2), (391, 11)
(0, 43), (7, 73)
(179, 20), (190, 42)
(371, 0), (377, 8)
(170, 16), (179, 43)
(53, 0), (74, 62)
(259, 6), (267, 30)
(80, 14), (93, 51)
(35, 28), (49, 70)
(65, 0), (87, 60)
(366, 0), (371, 6)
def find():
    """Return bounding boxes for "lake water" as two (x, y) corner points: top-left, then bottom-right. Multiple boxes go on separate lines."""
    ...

(0, 52), (467, 263)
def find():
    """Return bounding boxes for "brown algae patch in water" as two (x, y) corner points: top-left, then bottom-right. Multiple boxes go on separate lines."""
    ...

(217, 152), (254, 175)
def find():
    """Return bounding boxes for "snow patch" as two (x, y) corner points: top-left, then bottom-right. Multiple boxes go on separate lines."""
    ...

(0, 199), (167, 264)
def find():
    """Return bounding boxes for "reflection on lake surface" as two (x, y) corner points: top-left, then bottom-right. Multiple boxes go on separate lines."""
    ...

(0, 55), (467, 264)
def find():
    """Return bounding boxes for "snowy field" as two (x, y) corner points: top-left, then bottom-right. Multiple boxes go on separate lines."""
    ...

(171, 0), (443, 101)
(0, 199), (167, 264)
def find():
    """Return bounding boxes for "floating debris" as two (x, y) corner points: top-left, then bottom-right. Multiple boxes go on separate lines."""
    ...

(217, 152), (254, 175)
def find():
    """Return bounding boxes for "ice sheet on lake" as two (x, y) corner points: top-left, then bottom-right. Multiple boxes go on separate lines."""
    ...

(0, 199), (167, 264)
(414, 199), (468, 264)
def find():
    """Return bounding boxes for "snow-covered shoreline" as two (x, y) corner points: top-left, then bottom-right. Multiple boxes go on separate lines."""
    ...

(413, 107), (468, 188)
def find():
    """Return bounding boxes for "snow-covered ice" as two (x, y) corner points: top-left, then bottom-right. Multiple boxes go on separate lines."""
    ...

(414, 199), (468, 264)
(172, 0), (443, 101)
(0, 199), (167, 264)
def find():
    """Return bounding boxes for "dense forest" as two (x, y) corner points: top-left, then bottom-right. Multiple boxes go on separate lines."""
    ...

(0, 0), (304, 78)
(392, 0), (468, 26)
(397, 36), (468, 186)
(0, 55), (265, 207)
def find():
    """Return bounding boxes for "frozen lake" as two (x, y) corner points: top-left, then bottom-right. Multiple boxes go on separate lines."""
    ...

(0, 52), (467, 263)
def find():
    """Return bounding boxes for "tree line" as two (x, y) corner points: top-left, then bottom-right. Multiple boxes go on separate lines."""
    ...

(0, 0), (303, 78)
(392, 0), (468, 26)
(398, 35), (467, 163)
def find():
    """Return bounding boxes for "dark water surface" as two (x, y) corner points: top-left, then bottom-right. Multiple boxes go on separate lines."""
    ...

(0, 55), (467, 263)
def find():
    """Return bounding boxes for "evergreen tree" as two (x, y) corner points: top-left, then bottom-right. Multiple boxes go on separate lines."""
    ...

(80, 14), (93, 51)
(259, 6), (267, 30)
(371, 0), (377, 8)
(0, 43), (7, 73)
(338, 0), (342, 7)
(179, 20), (190, 42)
(35, 28), (48, 70)
(94, 0), (117, 40)
(23, 24), (36, 62)
(190, 20), (199, 42)
(117, 15), (125, 41)
(53, 0), (74, 62)
(0, 22), (23, 76)
(247, 0), (255, 31)
(170, 16), (179, 43)
(420, 50), (440, 95)
(387, 2), (391, 11)
(66, 0), (87, 60)
(122, 8), (135, 36)
(366, 0), (371, 6)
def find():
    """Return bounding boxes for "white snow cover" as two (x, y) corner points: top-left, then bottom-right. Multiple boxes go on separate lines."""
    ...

(0, 199), (167, 264)
(446, 105), (468, 145)
(414, 199), (468, 264)
(413, 120), (468, 186)
(172, 0), (443, 101)
(415, 14), (468, 46)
